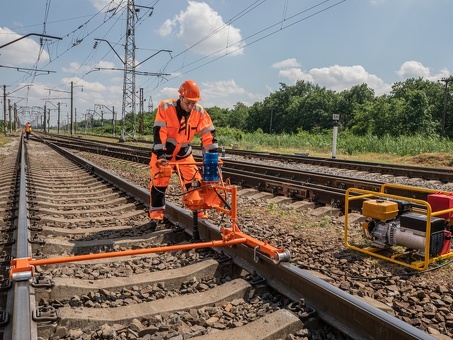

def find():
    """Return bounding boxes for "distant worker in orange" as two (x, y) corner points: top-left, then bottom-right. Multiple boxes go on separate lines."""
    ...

(24, 122), (32, 140)
(149, 80), (218, 221)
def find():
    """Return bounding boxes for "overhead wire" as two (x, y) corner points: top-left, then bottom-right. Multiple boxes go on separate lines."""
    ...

(281, 0), (289, 30)
(41, 0), (158, 101)
(14, 0), (52, 100)
(173, 0), (337, 72)
(10, 0), (125, 95)
(138, 0), (270, 96)
(6, 0), (347, 114)
(171, 0), (267, 62)
(35, 3), (130, 108)
(144, 0), (347, 95)
(69, 0), (159, 84)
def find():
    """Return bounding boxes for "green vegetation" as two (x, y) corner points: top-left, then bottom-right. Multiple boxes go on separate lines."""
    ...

(215, 128), (453, 157)
(211, 78), (451, 138)
(21, 76), (451, 160)
(0, 135), (12, 147)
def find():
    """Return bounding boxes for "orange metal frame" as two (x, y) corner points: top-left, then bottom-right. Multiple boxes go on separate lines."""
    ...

(10, 158), (290, 281)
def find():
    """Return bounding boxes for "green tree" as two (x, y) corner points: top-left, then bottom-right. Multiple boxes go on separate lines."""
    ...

(391, 77), (444, 136)
(372, 96), (406, 136)
(286, 85), (337, 133)
(337, 84), (375, 131)
(245, 102), (265, 133)
(205, 106), (226, 127)
(226, 102), (249, 129)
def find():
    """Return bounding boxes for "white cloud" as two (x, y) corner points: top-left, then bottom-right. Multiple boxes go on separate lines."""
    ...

(61, 62), (88, 74)
(0, 27), (50, 65)
(158, 19), (176, 37)
(61, 77), (106, 93)
(158, 1), (245, 56)
(154, 80), (246, 104)
(153, 79), (262, 109)
(396, 61), (450, 81)
(275, 59), (452, 97)
(199, 80), (263, 108)
(310, 65), (385, 90)
(158, 86), (179, 102)
(272, 58), (301, 69)
(61, 60), (116, 74)
(274, 59), (392, 95)
(278, 68), (313, 84)
(201, 80), (246, 98)
(95, 60), (117, 71)
(396, 61), (430, 79)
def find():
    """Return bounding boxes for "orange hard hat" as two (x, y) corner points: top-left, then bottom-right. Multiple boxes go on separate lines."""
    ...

(178, 80), (201, 101)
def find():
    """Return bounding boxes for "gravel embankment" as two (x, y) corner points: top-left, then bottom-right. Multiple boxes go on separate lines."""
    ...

(76, 150), (453, 339)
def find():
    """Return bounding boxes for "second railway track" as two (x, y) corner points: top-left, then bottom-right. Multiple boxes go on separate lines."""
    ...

(40, 133), (453, 183)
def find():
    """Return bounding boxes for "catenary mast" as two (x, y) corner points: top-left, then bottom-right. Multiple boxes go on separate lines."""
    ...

(121, 0), (136, 139)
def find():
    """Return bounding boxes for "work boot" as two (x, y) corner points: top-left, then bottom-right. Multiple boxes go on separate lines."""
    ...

(149, 209), (164, 220)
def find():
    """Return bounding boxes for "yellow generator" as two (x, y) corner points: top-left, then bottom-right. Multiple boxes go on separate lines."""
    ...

(344, 184), (453, 271)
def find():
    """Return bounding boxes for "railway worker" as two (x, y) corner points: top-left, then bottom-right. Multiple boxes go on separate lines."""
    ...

(24, 122), (32, 140)
(149, 79), (218, 221)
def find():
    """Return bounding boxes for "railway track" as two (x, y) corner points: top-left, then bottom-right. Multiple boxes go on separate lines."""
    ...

(40, 133), (453, 183)
(0, 135), (442, 339)
(37, 133), (453, 213)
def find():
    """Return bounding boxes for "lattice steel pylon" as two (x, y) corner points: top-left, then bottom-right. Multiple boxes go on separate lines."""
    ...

(121, 0), (136, 140)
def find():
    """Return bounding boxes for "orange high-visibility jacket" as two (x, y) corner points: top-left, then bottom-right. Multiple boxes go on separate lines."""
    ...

(152, 99), (218, 160)
(25, 123), (32, 133)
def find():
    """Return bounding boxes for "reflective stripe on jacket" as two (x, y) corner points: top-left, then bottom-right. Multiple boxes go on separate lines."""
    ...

(152, 99), (218, 160)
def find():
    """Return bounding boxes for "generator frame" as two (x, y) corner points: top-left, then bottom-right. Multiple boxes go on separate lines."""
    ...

(344, 183), (453, 271)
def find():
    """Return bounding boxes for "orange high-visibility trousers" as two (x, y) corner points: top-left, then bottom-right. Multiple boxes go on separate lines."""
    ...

(149, 153), (202, 210)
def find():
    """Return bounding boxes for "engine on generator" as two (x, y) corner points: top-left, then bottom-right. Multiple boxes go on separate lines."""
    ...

(361, 198), (452, 256)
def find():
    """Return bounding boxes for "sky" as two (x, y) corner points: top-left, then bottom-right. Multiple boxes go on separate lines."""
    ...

(0, 0), (452, 127)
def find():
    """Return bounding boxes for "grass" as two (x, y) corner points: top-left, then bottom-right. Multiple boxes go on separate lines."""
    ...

(6, 129), (453, 169)
(0, 135), (13, 147)
(213, 128), (453, 168)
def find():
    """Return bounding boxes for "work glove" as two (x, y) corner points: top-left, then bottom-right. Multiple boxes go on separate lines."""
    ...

(157, 155), (172, 177)
(157, 154), (169, 167)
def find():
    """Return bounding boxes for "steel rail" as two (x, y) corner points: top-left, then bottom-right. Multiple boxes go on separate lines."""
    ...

(8, 135), (34, 340)
(222, 245), (436, 340)
(38, 133), (453, 182)
(34, 137), (436, 339)
(37, 136), (438, 209)
(34, 138), (364, 210)
(203, 147), (453, 182)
